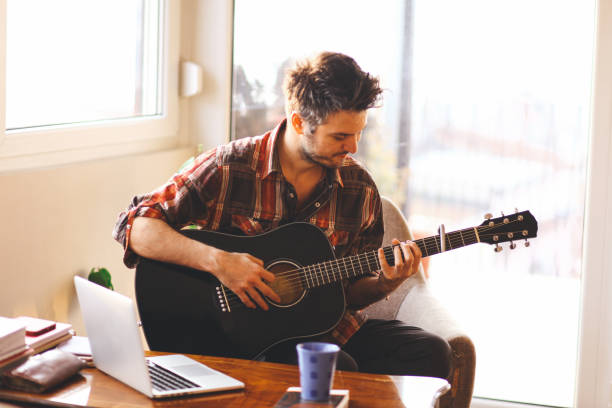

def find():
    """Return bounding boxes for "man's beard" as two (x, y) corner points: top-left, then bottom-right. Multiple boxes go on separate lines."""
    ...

(299, 139), (346, 169)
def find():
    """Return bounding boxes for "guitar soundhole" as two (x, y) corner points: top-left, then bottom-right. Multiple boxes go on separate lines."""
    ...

(267, 260), (305, 307)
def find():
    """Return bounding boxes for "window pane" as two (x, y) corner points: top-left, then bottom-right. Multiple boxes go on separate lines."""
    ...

(6, 0), (160, 130)
(231, 1), (594, 406)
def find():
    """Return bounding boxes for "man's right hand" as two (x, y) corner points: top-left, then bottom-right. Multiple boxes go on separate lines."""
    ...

(130, 217), (280, 310)
(213, 250), (281, 310)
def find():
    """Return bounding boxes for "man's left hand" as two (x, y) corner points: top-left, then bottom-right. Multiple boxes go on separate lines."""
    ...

(377, 239), (422, 294)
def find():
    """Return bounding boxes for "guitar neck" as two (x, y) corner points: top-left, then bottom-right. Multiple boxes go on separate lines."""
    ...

(302, 226), (480, 289)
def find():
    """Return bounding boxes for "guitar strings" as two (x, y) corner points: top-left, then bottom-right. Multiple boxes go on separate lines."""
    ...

(220, 227), (522, 308)
(268, 220), (514, 282)
(219, 221), (528, 308)
(219, 224), (527, 308)
(222, 230), (526, 309)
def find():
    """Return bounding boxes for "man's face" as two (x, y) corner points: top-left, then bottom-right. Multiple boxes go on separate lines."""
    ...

(299, 110), (367, 169)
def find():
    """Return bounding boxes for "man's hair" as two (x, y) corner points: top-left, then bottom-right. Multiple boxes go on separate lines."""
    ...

(283, 52), (382, 132)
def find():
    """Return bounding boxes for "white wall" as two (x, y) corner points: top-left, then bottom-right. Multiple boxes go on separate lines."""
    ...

(0, 148), (192, 334)
(0, 0), (233, 337)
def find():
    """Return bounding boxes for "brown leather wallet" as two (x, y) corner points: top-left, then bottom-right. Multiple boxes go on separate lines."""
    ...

(1, 349), (85, 393)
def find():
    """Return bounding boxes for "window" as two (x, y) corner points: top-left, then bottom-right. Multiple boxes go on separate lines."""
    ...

(231, 0), (595, 406)
(0, 0), (179, 171)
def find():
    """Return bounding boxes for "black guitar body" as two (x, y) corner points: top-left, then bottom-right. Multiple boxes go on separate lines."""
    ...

(135, 222), (345, 360)
(135, 210), (539, 359)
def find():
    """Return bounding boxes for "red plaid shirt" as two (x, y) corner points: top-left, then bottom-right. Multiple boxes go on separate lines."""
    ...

(113, 120), (384, 345)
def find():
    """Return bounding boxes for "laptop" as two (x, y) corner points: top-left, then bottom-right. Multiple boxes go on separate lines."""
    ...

(73, 276), (245, 399)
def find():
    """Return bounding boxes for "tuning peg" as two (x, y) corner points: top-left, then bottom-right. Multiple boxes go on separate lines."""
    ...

(484, 213), (492, 220)
(494, 244), (503, 253)
(510, 242), (516, 250)
(524, 240), (530, 247)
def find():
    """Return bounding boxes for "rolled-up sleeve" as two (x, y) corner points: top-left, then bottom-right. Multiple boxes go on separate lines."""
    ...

(112, 149), (221, 268)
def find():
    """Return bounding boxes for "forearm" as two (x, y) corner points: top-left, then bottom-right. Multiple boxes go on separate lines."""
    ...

(346, 275), (397, 310)
(130, 216), (222, 274)
(129, 216), (281, 309)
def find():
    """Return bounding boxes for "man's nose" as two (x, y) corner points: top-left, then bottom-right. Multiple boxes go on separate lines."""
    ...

(344, 135), (359, 154)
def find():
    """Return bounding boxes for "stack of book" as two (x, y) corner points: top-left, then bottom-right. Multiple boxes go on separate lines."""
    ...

(0, 317), (31, 370)
(0, 316), (75, 371)
(14, 316), (73, 355)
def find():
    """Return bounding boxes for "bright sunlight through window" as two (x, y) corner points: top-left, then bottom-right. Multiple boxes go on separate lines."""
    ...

(6, 0), (161, 130)
(231, 0), (595, 406)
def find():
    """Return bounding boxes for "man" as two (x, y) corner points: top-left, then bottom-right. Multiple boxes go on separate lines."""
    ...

(113, 52), (450, 379)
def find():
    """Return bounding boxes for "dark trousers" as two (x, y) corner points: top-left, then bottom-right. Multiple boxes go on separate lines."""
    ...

(261, 319), (452, 379)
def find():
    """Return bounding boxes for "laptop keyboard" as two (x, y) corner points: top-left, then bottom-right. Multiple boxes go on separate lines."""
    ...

(147, 361), (200, 392)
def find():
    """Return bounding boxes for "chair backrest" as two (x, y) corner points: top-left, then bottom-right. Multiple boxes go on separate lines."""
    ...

(380, 196), (413, 245)
(362, 196), (426, 320)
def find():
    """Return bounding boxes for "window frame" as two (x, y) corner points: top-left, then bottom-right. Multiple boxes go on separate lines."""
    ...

(0, 0), (180, 172)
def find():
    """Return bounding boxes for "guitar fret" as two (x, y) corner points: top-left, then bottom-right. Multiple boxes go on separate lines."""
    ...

(331, 259), (337, 282)
(317, 262), (325, 286)
(433, 236), (441, 253)
(322, 262), (328, 285)
(369, 252), (379, 272)
(348, 256), (356, 278)
(302, 266), (309, 288)
(384, 246), (395, 267)
(324, 261), (331, 284)
(424, 237), (436, 256)
(307, 265), (315, 288)
(345, 257), (351, 278)
(319, 262), (325, 285)
(301, 266), (307, 288)
(459, 230), (466, 247)
(357, 255), (365, 276)
(419, 239), (429, 257)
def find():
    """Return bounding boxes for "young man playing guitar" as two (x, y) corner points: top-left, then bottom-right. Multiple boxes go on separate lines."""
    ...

(113, 52), (451, 379)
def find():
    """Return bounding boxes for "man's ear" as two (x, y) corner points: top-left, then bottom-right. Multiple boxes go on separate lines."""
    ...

(290, 112), (304, 135)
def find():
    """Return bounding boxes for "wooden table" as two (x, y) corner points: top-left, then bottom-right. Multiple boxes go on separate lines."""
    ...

(0, 352), (450, 407)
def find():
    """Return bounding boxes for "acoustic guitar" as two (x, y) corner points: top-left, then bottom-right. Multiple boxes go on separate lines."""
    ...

(135, 211), (537, 359)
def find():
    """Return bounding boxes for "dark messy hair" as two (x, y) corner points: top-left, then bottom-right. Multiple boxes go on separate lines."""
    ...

(283, 52), (383, 132)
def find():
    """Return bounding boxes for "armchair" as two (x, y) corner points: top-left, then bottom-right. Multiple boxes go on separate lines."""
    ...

(363, 196), (476, 408)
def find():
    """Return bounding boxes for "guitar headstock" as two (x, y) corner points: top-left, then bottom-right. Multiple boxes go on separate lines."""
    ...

(478, 210), (538, 252)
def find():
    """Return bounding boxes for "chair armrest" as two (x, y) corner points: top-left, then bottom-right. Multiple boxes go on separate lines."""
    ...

(396, 282), (465, 340)
(397, 283), (476, 408)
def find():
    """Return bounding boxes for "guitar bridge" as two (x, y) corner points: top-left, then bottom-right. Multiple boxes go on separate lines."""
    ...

(215, 286), (231, 312)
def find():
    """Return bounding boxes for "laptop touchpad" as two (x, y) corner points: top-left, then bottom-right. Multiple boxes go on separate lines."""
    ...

(173, 364), (216, 378)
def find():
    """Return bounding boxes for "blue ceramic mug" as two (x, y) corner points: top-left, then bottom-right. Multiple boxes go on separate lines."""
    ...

(296, 342), (340, 401)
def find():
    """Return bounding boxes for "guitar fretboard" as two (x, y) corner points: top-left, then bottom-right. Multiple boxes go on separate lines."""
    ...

(300, 227), (480, 289)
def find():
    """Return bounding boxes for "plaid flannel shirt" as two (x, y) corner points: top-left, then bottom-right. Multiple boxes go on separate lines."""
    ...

(113, 120), (384, 345)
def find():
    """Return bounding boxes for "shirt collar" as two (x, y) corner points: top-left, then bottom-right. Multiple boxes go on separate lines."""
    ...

(262, 120), (285, 179)
(262, 119), (344, 188)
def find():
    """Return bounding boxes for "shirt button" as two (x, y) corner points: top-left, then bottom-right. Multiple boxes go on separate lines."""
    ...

(315, 202), (320, 208)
